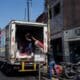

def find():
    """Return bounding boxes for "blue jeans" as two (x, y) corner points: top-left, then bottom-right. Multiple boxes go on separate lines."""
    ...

(26, 43), (32, 53)
(49, 61), (55, 80)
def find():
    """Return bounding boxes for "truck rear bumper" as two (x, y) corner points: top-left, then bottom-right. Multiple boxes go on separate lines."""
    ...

(11, 62), (38, 72)
(19, 62), (37, 72)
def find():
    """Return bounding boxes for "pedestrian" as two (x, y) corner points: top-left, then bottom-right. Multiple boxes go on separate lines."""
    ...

(48, 45), (60, 80)
(48, 52), (56, 80)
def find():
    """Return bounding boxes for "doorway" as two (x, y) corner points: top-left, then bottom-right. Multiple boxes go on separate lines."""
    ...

(51, 38), (63, 64)
(69, 41), (80, 63)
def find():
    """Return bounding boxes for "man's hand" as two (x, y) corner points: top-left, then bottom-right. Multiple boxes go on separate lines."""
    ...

(26, 38), (31, 41)
(32, 36), (37, 41)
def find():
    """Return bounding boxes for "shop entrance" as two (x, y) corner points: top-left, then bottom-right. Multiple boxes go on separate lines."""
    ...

(51, 38), (63, 64)
(69, 40), (80, 63)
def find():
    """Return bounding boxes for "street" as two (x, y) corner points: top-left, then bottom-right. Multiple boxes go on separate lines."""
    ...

(0, 62), (73, 80)
(0, 67), (60, 80)
(0, 70), (38, 80)
(0, 68), (72, 80)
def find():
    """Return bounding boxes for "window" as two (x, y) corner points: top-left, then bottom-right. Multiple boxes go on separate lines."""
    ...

(49, 8), (52, 19)
(54, 2), (60, 16)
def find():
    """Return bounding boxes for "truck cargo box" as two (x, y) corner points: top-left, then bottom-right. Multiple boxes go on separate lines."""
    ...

(0, 20), (48, 65)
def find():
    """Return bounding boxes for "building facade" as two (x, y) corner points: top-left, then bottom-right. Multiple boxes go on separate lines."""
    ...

(45, 0), (80, 63)
(36, 12), (47, 23)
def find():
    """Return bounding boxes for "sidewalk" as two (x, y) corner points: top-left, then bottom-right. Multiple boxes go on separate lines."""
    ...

(41, 71), (72, 80)
(40, 66), (59, 80)
(41, 72), (59, 80)
(42, 76), (58, 80)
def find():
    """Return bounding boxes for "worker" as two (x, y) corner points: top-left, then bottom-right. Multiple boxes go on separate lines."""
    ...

(25, 33), (33, 54)
(32, 36), (44, 52)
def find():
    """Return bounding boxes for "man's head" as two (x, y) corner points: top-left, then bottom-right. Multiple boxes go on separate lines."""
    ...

(25, 33), (30, 38)
(25, 33), (32, 41)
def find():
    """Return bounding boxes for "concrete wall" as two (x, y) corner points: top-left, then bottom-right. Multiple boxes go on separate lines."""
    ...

(64, 0), (80, 29)
(50, 0), (63, 37)
(49, 0), (80, 33)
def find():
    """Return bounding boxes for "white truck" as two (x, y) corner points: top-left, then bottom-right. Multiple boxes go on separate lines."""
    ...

(0, 20), (48, 73)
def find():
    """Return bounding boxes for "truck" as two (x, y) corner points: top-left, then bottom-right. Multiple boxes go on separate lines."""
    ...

(0, 20), (48, 73)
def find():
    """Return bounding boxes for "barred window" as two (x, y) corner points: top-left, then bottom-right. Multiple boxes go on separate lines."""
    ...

(54, 2), (60, 16)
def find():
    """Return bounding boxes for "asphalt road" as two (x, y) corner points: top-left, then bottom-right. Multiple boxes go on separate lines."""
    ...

(0, 71), (38, 80)
(0, 69), (75, 80)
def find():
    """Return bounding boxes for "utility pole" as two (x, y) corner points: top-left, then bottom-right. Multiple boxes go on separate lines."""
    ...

(47, 1), (53, 80)
(27, 0), (30, 21)
(25, 0), (32, 21)
(47, 0), (51, 52)
(24, 8), (27, 20)
(27, 0), (32, 22)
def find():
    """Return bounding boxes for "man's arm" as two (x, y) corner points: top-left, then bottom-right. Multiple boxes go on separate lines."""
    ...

(26, 37), (32, 41)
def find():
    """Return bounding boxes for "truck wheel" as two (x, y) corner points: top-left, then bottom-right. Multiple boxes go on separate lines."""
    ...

(5, 65), (13, 76)
(0, 62), (3, 70)
(0, 62), (6, 71)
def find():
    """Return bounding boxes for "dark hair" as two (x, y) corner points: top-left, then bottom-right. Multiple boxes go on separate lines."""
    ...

(25, 33), (30, 37)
